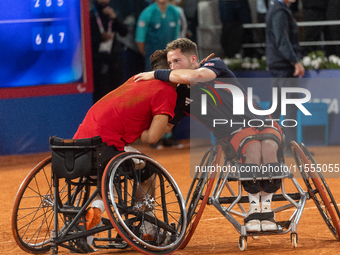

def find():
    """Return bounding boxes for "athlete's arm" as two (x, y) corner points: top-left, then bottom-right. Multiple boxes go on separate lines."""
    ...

(169, 68), (216, 84)
(134, 67), (216, 85)
(140, 114), (169, 144)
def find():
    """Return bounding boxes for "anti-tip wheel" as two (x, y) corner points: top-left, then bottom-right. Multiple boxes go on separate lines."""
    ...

(291, 233), (298, 248)
(238, 236), (247, 251)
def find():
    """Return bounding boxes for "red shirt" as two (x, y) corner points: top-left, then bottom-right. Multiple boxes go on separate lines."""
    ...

(73, 77), (176, 150)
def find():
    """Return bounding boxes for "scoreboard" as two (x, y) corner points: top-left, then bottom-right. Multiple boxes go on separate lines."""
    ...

(0, 0), (93, 98)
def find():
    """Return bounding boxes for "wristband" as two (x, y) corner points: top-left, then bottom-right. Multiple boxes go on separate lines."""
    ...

(154, 69), (172, 82)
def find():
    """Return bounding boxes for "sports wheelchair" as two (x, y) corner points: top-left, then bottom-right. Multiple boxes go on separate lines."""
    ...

(12, 136), (186, 255)
(181, 133), (340, 251)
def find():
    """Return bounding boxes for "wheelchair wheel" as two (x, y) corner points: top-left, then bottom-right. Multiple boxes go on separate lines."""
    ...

(102, 152), (186, 255)
(12, 156), (90, 253)
(291, 141), (340, 240)
(180, 146), (221, 249)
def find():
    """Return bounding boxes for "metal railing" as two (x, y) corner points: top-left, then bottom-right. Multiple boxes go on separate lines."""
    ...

(242, 20), (340, 48)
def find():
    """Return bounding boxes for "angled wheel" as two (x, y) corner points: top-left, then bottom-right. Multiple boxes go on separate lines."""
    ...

(291, 141), (340, 240)
(12, 156), (90, 253)
(102, 152), (186, 255)
(180, 146), (221, 249)
(299, 143), (340, 218)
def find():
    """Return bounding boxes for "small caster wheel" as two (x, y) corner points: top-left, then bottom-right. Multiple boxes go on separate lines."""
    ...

(49, 247), (57, 255)
(238, 236), (247, 251)
(291, 233), (298, 248)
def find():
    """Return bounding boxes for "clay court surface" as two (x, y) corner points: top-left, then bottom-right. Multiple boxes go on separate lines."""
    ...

(2, 140), (340, 255)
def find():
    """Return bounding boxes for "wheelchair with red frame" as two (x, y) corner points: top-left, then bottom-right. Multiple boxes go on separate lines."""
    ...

(12, 136), (187, 255)
(181, 133), (340, 250)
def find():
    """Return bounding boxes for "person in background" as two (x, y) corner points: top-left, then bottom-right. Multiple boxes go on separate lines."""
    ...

(136, 0), (183, 149)
(326, 0), (340, 56)
(182, 0), (198, 42)
(135, 0), (181, 71)
(257, 0), (268, 24)
(90, 0), (128, 103)
(110, 0), (149, 82)
(169, 0), (188, 38)
(218, 0), (256, 58)
(265, 0), (305, 157)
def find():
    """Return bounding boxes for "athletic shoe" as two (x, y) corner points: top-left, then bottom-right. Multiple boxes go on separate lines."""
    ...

(141, 218), (157, 240)
(261, 207), (277, 231)
(141, 221), (171, 245)
(86, 207), (102, 231)
(86, 220), (102, 246)
(150, 140), (164, 150)
(245, 206), (261, 232)
(162, 138), (184, 149)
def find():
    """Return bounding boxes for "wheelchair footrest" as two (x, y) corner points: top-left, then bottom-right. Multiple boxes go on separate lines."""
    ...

(69, 239), (95, 253)
(92, 235), (129, 250)
(244, 212), (274, 223)
(63, 210), (95, 253)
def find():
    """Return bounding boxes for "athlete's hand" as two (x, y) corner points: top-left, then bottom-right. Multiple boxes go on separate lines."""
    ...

(200, 53), (215, 64)
(134, 71), (155, 82)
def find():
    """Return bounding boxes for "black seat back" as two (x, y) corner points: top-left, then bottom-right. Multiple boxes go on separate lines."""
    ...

(50, 136), (106, 179)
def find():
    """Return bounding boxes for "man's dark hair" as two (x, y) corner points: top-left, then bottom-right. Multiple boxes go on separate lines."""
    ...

(150, 50), (169, 71)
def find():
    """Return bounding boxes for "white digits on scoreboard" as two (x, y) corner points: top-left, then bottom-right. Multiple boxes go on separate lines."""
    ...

(34, 0), (40, 8)
(46, 0), (52, 8)
(44, 27), (55, 50)
(59, 32), (65, 43)
(33, 26), (67, 50)
(56, 26), (67, 49)
(36, 34), (42, 45)
(47, 34), (54, 44)
(33, 27), (44, 50)
(32, 0), (66, 13)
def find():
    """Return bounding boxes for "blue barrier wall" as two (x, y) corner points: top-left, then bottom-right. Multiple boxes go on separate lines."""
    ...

(0, 93), (92, 155)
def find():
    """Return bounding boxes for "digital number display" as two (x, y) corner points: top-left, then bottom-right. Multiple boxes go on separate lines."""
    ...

(0, 0), (83, 88)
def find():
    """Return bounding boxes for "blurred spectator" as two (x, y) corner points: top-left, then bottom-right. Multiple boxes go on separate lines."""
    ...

(257, 0), (268, 23)
(136, 0), (181, 71)
(254, 0), (268, 55)
(182, 0), (198, 42)
(218, 0), (256, 57)
(169, 0), (188, 38)
(90, 0), (128, 103)
(289, 0), (300, 15)
(302, 0), (329, 55)
(266, 0), (305, 156)
(111, 0), (149, 82)
(326, 0), (340, 56)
